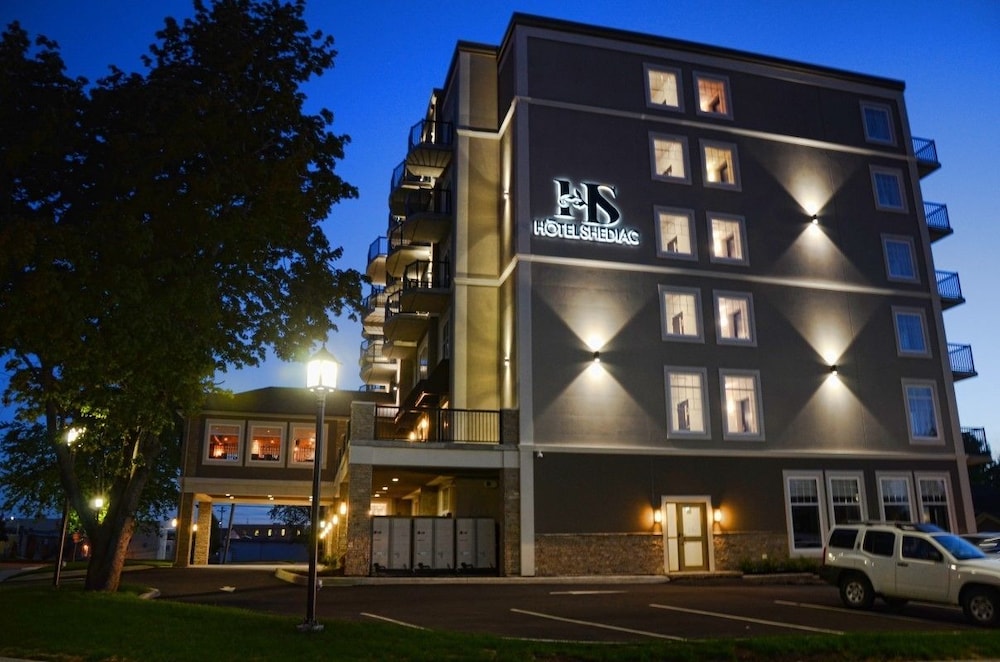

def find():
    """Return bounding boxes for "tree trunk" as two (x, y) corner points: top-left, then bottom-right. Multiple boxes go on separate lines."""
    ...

(85, 516), (135, 592)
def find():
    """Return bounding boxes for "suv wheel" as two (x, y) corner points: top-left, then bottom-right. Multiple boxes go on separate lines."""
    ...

(839, 573), (874, 609)
(963, 587), (1000, 627)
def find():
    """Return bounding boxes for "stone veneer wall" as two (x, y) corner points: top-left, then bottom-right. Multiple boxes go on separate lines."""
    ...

(535, 530), (792, 575)
(344, 463), (373, 576)
(536, 533), (664, 576)
(501, 467), (520, 575)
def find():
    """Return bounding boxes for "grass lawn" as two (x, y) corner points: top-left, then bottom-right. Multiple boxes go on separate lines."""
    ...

(2, 583), (1000, 661)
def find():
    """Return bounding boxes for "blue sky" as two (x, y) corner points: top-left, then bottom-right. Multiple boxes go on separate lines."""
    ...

(2, 1), (998, 462)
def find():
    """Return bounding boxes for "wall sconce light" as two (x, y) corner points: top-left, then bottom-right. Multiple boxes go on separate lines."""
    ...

(829, 364), (838, 375)
(810, 214), (819, 225)
(653, 509), (663, 525)
(339, 502), (347, 516)
(504, 355), (510, 367)
(592, 351), (601, 363)
(535, 450), (543, 459)
(713, 508), (723, 524)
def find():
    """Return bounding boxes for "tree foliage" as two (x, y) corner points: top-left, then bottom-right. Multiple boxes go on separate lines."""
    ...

(0, 0), (360, 590)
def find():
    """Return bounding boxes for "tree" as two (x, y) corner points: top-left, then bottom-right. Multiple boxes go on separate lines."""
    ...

(0, 0), (361, 591)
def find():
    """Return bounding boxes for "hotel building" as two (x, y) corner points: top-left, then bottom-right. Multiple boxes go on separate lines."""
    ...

(176, 14), (986, 576)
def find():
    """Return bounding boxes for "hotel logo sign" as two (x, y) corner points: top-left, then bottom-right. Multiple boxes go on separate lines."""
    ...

(532, 179), (641, 247)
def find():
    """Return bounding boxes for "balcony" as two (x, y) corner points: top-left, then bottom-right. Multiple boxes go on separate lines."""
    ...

(913, 137), (940, 177)
(390, 189), (453, 245)
(388, 160), (434, 216)
(359, 336), (396, 385)
(383, 288), (430, 350)
(399, 260), (452, 315)
(949, 343), (977, 381)
(405, 119), (454, 179)
(924, 202), (953, 242)
(962, 427), (992, 466)
(375, 405), (499, 444)
(366, 236), (388, 284)
(936, 271), (965, 310)
(362, 286), (387, 335)
(385, 231), (431, 279)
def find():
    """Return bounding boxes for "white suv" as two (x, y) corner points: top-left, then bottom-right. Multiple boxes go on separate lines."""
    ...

(820, 522), (1000, 626)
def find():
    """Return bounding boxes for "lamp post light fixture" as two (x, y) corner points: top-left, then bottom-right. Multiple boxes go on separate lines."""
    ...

(54, 426), (84, 588)
(299, 345), (339, 633)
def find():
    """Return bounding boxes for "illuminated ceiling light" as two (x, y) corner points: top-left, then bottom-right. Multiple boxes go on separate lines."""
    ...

(229, 495), (235, 500)
(391, 477), (399, 483)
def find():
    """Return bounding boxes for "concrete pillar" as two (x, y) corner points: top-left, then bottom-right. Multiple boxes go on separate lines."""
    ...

(344, 463), (373, 576)
(417, 487), (439, 516)
(193, 501), (213, 565)
(173, 492), (196, 568)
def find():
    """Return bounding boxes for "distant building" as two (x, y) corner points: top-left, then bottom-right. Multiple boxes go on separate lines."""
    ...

(177, 14), (986, 576)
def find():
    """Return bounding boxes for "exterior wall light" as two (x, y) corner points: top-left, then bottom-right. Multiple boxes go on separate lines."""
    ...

(830, 364), (838, 375)
(592, 351), (601, 363)
(713, 508), (723, 524)
(504, 355), (510, 367)
(653, 509), (663, 527)
(811, 214), (819, 224)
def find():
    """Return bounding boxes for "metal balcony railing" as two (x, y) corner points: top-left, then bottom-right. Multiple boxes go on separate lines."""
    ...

(363, 286), (387, 314)
(913, 137), (940, 176)
(404, 189), (453, 217)
(375, 405), (500, 443)
(962, 427), (991, 458)
(935, 271), (964, 307)
(948, 343), (977, 379)
(403, 260), (451, 291)
(367, 236), (388, 264)
(923, 202), (952, 237)
(390, 160), (432, 192)
(409, 120), (454, 150)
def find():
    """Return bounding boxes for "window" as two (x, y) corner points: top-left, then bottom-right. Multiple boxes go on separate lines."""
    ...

(784, 473), (824, 552)
(248, 423), (285, 465)
(205, 421), (242, 464)
(650, 134), (690, 183)
(655, 206), (696, 260)
(882, 235), (918, 282)
(828, 474), (865, 525)
(701, 140), (741, 190)
(878, 474), (913, 522)
(664, 367), (709, 438)
(901, 535), (942, 562)
(659, 286), (703, 342)
(892, 307), (930, 357)
(715, 291), (755, 345)
(708, 213), (748, 265)
(870, 166), (907, 212)
(903, 379), (941, 442)
(861, 102), (895, 145)
(720, 370), (764, 440)
(862, 530), (896, 556)
(695, 73), (732, 119)
(645, 64), (682, 110)
(289, 423), (325, 467)
(916, 474), (952, 530)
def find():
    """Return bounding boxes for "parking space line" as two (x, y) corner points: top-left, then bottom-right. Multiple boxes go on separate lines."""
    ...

(511, 608), (686, 640)
(549, 590), (627, 595)
(361, 612), (427, 629)
(773, 599), (963, 623)
(649, 603), (843, 635)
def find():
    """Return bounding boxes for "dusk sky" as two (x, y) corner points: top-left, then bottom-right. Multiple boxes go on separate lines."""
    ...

(3, 1), (998, 459)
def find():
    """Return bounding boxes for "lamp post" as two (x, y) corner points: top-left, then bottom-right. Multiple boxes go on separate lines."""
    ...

(54, 426), (84, 588)
(299, 345), (339, 633)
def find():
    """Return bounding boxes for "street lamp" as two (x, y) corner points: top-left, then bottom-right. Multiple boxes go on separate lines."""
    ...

(54, 426), (84, 588)
(299, 345), (339, 633)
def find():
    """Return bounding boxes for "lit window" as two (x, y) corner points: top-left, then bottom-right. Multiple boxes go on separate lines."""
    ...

(715, 291), (755, 345)
(659, 286), (703, 342)
(701, 140), (741, 189)
(871, 166), (907, 212)
(655, 206), (696, 260)
(881, 235), (918, 282)
(650, 134), (690, 183)
(784, 473), (824, 552)
(248, 423), (285, 465)
(290, 424), (325, 467)
(205, 421), (242, 464)
(695, 73), (732, 118)
(721, 370), (764, 440)
(664, 367), (709, 438)
(861, 102), (895, 145)
(916, 474), (952, 530)
(645, 64), (682, 110)
(902, 379), (941, 442)
(828, 475), (865, 525)
(878, 474), (913, 522)
(892, 307), (930, 357)
(708, 213), (748, 265)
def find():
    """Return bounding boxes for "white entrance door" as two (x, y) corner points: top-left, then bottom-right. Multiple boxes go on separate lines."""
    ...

(663, 499), (711, 572)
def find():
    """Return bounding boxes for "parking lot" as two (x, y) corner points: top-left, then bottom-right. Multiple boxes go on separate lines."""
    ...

(131, 567), (978, 642)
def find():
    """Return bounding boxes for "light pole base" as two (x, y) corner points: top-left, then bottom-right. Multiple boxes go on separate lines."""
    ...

(296, 621), (325, 633)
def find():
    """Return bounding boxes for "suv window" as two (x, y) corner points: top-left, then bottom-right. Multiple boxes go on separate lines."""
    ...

(828, 528), (859, 549)
(862, 530), (896, 556)
(901, 535), (942, 562)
